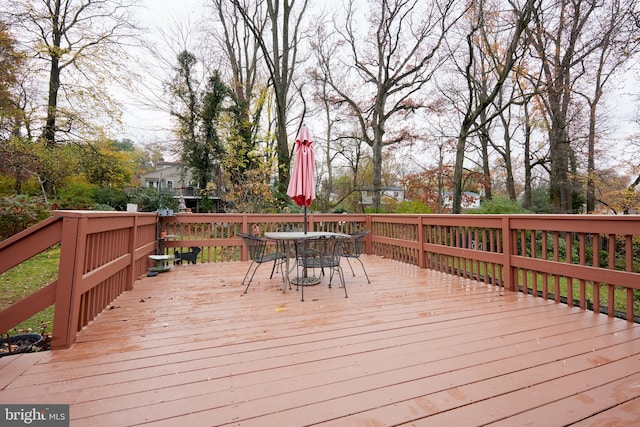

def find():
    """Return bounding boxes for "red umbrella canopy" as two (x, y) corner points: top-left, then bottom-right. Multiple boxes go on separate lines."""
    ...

(287, 125), (316, 207)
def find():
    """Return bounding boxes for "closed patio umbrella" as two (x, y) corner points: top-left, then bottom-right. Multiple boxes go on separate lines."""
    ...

(287, 125), (316, 233)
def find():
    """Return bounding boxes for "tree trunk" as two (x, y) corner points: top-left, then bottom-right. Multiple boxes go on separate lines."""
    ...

(452, 129), (470, 214)
(502, 125), (517, 201)
(522, 100), (533, 210)
(42, 58), (60, 147)
(478, 113), (493, 201)
(323, 108), (333, 213)
(437, 140), (445, 213)
(371, 127), (384, 213)
(585, 81), (604, 213)
(42, 3), (62, 147)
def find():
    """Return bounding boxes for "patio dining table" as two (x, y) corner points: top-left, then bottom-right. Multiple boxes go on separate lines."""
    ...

(264, 231), (350, 291)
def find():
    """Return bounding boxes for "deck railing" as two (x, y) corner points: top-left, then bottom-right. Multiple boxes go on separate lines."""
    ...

(0, 211), (158, 349)
(370, 214), (640, 321)
(1, 212), (638, 349)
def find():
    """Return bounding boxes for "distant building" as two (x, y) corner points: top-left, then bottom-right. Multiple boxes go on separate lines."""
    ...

(355, 184), (480, 212)
(138, 160), (225, 212)
(441, 191), (481, 210)
(140, 160), (189, 192)
(359, 185), (405, 208)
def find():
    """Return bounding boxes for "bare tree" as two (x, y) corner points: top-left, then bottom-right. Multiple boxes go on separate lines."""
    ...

(319, 0), (456, 212)
(307, 13), (358, 212)
(208, 0), (269, 186)
(527, 0), (629, 213)
(512, 69), (547, 210)
(310, 69), (342, 213)
(573, 0), (640, 213)
(230, 0), (310, 200)
(449, 0), (537, 213)
(4, 0), (140, 147)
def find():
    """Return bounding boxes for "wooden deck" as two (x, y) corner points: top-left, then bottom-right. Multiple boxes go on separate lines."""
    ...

(1, 256), (640, 426)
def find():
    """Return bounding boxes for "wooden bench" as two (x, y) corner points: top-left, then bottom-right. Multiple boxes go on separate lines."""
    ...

(148, 254), (175, 273)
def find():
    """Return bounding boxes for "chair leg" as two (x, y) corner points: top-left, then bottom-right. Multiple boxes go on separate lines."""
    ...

(242, 261), (260, 294)
(244, 269), (259, 293)
(241, 260), (255, 287)
(345, 257), (356, 277)
(336, 265), (347, 298)
(356, 258), (371, 283)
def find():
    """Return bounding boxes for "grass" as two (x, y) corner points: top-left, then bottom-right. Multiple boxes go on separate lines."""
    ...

(516, 269), (640, 319)
(0, 246), (59, 335)
(458, 257), (639, 319)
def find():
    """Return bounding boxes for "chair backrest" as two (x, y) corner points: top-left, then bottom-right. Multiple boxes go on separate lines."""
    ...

(297, 236), (343, 268)
(344, 229), (369, 257)
(321, 237), (344, 267)
(238, 233), (267, 261)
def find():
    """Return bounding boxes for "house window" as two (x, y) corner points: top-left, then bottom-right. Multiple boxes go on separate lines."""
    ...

(167, 180), (173, 189)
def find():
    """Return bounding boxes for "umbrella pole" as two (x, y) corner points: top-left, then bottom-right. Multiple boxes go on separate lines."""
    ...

(303, 206), (307, 234)
(303, 205), (308, 280)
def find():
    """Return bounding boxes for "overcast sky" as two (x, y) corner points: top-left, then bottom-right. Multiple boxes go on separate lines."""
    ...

(119, 0), (639, 162)
(116, 0), (203, 150)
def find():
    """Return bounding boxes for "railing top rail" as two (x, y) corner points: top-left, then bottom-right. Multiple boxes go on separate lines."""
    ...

(3, 211), (638, 348)
(53, 210), (157, 218)
(0, 216), (60, 250)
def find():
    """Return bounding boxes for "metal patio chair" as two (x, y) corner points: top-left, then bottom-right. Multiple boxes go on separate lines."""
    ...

(342, 229), (371, 283)
(238, 233), (286, 294)
(294, 236), (347, 302)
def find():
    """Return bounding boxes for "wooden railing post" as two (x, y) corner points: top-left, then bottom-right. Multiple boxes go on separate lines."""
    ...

(501, 216), (514, 291)
(364, 214), (373, 255)
(418, 216), (426, 268)
(51, 216), (85, 349)
(241, 214), (249, 261)
(241, 214), (249, 234)
(126, 215), (139, 291)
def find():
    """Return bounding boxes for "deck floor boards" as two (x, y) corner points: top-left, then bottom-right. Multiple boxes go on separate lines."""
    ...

(1, 256), (639, 426)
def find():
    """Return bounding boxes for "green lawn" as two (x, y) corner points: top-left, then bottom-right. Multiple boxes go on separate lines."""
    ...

(463, 258), (638, 317)
(0, 246), (59, 335)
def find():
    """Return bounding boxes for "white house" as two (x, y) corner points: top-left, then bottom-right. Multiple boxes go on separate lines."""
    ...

(140, 161), (193, 192)
(441, 191), (481, 210)
(138, 160), (225, 212)
(359, 185), (405, 207)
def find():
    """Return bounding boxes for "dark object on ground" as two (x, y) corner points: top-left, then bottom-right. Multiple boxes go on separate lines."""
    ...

(147, 271), (159, 277)
(174, 247), (201, 265)
(0, 334), (43, 357)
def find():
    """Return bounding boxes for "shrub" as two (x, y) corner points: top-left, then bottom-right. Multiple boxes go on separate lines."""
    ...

(93, 203), (116, 211)
(467, 196), (530, 214)
(394, 200), (432, 214)
(57, 178), (97, 209)
(129, 188), (178, 212)
(0, 175), (42, 197)
(0, 195), (51, 241)
(92, 187), (129, 211)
